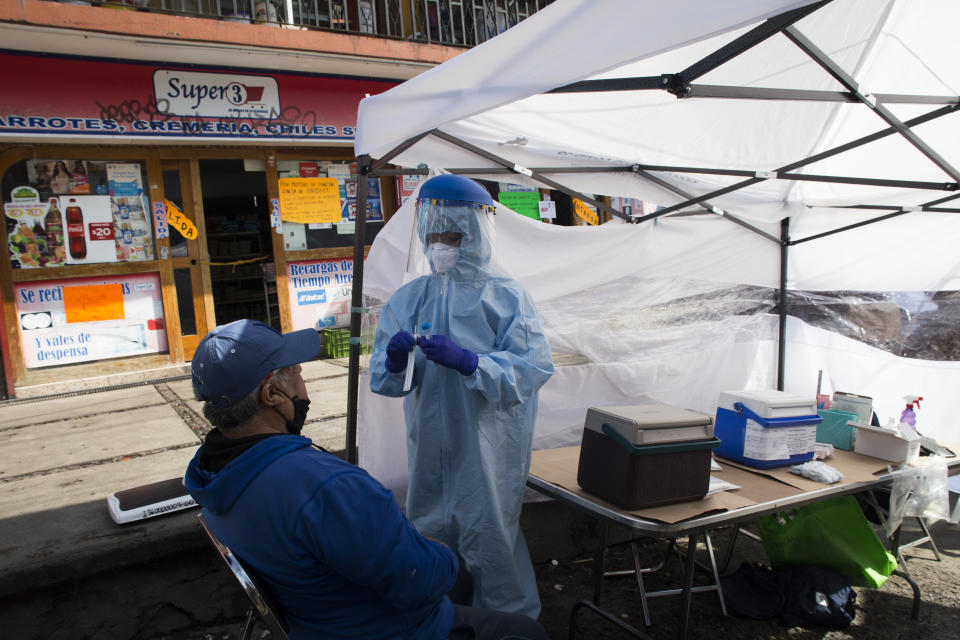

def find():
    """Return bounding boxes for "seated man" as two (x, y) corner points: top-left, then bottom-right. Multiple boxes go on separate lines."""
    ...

(184, 319), (547, 640)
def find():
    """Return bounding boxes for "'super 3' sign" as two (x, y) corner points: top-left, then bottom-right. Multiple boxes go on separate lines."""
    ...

(153, 70), (280, 119)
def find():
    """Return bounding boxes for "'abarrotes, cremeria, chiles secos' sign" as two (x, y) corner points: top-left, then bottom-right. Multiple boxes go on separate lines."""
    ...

(153, 70), (280, 118)
(0, 53), (398, 141)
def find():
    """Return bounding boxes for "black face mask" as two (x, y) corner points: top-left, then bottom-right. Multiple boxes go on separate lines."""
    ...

(271, 387), (311, 435)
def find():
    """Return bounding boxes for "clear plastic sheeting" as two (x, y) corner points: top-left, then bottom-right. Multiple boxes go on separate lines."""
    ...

(357, 181), (960, 492)
(538, 277), (776, 367)
(359, 273), (786, 488)
(782, 320), (960, 443)
(788, 290), (960, 361)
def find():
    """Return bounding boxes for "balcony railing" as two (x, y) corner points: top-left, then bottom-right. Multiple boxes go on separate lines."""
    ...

(94, 0), (553, 47)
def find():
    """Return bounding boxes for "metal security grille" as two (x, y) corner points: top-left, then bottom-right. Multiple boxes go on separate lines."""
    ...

(141, 0), (552, 45)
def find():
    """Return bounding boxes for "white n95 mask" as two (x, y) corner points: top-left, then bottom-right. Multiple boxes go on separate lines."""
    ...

(429, 243), (459, 273)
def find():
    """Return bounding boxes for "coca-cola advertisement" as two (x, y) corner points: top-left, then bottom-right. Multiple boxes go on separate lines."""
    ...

(6, 160), (155, 267)
(60, 195), (115, 265)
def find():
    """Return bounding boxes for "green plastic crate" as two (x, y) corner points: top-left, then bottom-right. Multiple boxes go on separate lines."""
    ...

(321, 328), (368, 358)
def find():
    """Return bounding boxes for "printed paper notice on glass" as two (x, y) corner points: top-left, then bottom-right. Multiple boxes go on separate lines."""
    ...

(278, 177), (341, 224)
(538, 200), (557, 219)
(497, 191), (540, 220)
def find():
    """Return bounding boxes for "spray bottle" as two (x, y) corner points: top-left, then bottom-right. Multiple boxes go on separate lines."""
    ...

(900, 395), (923, 427)
(896, 395), (923, 441)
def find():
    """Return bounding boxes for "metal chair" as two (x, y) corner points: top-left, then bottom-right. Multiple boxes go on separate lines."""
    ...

(197, 513), (290, 640)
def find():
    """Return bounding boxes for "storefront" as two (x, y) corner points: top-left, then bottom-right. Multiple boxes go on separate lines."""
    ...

(0, 51), (411, 395)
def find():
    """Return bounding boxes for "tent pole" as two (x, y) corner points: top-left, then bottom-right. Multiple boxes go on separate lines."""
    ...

(683, 85), (959, 104)
(371, 130), (432, 172)
(667, 0), (830, 92)
(634, 164), (956, 192)
(548, 1), (830, 96)
(370, 168), (430, 176)
(783, 25), (960, 182)
(429, 129), (632, 222)
(791, 192), (960, 245)
(346, 154), (372, 465)
(777, 218), (790, 391)
(549, 82), (959, 106)
(634, 168), (780, 244)
(792, 210), (910, 246)
(636, 103), (959, 222)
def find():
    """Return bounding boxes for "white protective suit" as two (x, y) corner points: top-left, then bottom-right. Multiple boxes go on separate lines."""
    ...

(370, 177), (554, 617)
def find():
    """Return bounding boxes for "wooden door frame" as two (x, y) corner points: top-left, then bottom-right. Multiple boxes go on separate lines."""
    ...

(161, 158), (212, 360)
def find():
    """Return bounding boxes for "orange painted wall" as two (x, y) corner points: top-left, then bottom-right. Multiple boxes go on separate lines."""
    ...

(0, 0), (462, 66)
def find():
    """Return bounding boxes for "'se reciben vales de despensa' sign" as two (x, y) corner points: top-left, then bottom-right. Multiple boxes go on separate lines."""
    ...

(0, 53), (398, 141)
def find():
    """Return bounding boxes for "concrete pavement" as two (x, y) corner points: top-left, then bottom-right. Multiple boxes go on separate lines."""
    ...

(0, 357), (352, 600)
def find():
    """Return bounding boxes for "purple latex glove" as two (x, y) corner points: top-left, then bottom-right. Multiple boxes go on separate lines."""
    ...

(385, 331), (416, 373)
(418, 334), (478, 376)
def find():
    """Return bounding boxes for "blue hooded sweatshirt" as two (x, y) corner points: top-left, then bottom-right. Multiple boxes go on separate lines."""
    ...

(184, 434), (457, 640)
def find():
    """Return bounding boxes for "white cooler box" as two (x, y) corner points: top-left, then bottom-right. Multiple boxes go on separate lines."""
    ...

(583, 404), (715, 444)
(714, 390), (821, 469)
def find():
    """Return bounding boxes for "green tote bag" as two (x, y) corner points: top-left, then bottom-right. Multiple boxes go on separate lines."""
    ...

(757, 495), (897, 588)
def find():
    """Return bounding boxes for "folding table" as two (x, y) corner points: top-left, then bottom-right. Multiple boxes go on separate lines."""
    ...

(527, 446), (960, 639)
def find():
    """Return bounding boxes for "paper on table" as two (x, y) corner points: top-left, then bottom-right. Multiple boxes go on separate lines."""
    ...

(710, 458), (722, 471)
(706, 476), (740, 496)
(719, 448), (889, 492)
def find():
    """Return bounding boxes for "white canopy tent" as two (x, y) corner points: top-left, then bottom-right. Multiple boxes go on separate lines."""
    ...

(343, 0), (960, 488)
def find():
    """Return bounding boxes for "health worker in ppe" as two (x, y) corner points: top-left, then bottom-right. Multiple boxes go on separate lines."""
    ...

(370, 174), (554, 619)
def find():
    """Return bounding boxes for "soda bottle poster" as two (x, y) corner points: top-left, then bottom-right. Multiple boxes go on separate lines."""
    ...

(5, 185), (64, 269)
(61, 195), (116, 264)
(287, 258), (353, 330)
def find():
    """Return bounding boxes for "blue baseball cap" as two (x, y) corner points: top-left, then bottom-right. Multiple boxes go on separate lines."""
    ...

(191, 319), (322, 408)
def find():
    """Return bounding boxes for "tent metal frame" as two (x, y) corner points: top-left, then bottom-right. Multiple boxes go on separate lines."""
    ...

(345, 0), (960, 464)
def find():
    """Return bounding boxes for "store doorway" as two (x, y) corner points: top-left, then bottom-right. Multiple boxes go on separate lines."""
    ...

(198, 159), (278, 330)
(162, 160), (209, 359)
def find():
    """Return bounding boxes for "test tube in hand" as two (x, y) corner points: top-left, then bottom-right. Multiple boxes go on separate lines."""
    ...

(402, 335), (417, 392)
(420, 322), (436, 369)
(402, 322), (431, 391)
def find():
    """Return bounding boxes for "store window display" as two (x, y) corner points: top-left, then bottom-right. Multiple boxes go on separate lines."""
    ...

(3, 159), (154, 269)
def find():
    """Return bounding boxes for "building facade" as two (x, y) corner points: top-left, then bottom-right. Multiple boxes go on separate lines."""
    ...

(0, 0), (552, 397)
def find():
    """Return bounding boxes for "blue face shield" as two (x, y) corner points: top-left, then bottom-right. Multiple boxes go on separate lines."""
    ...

(406, 198), (496, 278)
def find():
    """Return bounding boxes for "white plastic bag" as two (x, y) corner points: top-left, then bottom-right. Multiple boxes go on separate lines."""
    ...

(885, 455), (949, 538)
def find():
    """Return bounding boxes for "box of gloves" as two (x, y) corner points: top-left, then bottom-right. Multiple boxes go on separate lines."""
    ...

(577, 404), (718, 510)
(713, 390), (821, 469)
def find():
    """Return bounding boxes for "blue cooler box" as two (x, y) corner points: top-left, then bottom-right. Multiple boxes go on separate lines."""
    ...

(714, 390), (821, 469)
